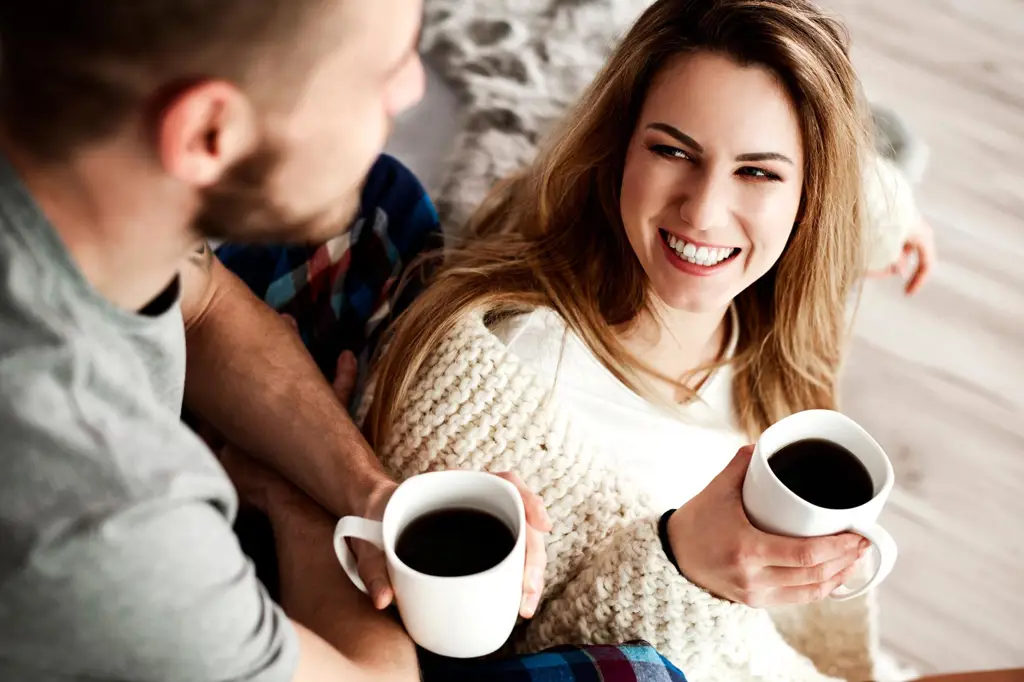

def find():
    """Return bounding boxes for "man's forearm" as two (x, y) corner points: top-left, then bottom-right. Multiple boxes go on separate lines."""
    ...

(269, 496), (419, 682)
(184, 257), (387, 517)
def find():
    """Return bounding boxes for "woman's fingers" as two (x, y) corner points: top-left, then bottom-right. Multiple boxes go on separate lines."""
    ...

(749, 535), (868, 606)
(905, 238), (934, 295)
(496, 471), (553, 532)
(520, 525), (548, 618)
(758, 548), (862, 588)
(866, 215), (937, 295)
(765, 563), (859, 606)
(493, 471), (551, 618)
(903, 217), (937, 295)
(757, 531), (866, 568)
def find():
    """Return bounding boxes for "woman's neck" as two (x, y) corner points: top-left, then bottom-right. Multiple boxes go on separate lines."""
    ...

(617, 301), (730, 401)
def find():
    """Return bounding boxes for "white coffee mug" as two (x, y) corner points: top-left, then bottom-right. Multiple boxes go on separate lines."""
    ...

(742, 409), (897, 601)
(334, 470), (526, 658)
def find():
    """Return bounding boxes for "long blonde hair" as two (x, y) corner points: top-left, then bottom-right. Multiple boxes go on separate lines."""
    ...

(367, 0), (869, 445)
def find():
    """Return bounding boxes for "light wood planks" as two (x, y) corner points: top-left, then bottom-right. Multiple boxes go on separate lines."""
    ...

(820, 0), (1024, 674)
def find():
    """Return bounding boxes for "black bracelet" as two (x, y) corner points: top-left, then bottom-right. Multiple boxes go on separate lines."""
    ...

(658, 508), (681, 574)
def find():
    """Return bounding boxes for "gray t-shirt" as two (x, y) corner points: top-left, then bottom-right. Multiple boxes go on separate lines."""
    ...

(0, 157), (298, 681)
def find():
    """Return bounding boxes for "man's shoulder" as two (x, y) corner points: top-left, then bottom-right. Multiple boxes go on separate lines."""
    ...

(0, 341), (229, 494)
(0, 338), (233, 571)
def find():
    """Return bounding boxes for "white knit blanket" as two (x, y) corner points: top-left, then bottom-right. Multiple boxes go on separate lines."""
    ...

(362, 311), (880, 682)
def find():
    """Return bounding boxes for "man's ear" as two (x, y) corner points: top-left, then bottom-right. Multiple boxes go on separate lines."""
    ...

(157, 80), (258, 188)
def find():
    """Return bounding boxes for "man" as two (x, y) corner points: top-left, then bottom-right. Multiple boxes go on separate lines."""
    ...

(0, 1), (548, 680)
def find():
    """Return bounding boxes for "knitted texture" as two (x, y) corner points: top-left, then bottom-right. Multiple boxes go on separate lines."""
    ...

(361, 311), (878, 682)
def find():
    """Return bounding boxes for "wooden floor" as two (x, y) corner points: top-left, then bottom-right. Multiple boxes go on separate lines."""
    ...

(820, 0), (1024, 675)
(389, 0), (1024, 675)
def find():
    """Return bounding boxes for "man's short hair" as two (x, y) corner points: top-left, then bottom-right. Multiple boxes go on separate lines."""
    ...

(0, 0), (327, 160)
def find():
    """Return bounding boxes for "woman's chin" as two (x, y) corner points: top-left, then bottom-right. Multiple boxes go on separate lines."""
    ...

(652, 286), (734, 314)
(647, 269), (738, 314)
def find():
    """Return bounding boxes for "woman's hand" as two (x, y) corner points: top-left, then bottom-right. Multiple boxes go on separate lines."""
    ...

(328, 344), (552, 618)
(495, 471), (552, 618)
(667, 446), (868, 607)
(870, 216), (937, 296)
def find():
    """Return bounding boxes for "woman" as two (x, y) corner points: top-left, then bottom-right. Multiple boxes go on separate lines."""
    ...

(363, 1), (911, 679)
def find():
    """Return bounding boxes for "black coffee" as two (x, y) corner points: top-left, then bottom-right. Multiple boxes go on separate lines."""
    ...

(768, 438), (874, 510)
(395, 508), (515, 577)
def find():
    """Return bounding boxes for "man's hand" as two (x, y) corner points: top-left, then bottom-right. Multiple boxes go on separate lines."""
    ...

(327, 345), (552, 618)
(215, 440), (419, 682)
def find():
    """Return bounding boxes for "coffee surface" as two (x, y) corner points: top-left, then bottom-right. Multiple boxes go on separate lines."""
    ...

(396, 508), (515, 577)
(768, 438), (875, 510)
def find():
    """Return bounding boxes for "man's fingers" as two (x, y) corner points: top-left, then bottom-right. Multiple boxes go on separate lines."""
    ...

(280, 313), (299, 331)
(352, 538), (393, 609)
(760, 532), (866, 568)
(520, 526), (547, 618)
(496, 471), (552, 532)
(332, 351), (358, 407)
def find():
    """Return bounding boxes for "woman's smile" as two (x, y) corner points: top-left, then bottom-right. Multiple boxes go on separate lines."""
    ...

(658, 228), (742, 276)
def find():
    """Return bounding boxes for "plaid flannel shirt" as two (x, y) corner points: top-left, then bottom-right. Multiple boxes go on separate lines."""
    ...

(420, 641), (687, 682)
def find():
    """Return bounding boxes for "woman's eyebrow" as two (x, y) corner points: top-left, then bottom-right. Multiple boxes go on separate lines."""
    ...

(646, 122), (704, 154)
(647, 122), (794, 165)
(736, 151), (794, 165)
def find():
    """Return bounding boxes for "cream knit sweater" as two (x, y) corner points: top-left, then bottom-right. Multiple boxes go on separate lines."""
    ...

(361, 313), (881, 682)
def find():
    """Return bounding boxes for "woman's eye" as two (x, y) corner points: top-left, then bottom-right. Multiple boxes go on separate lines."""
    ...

(649, 144), (691, 161)
(737, 166), (782, 181)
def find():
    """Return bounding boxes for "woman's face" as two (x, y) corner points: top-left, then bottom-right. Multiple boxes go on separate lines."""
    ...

(620, 51), (805, 313)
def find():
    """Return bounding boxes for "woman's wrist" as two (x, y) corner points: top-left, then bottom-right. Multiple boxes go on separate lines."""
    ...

(658, 508), (681, 573)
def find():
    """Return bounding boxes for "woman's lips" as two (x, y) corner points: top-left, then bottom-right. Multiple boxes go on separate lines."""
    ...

(659, 229), (741, 274)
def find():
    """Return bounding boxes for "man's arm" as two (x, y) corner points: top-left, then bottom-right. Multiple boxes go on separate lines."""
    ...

(275, 499), (420, 682)
(219, 440), (419, 682)
(180, 242), (391, 520)
(293, 624), (418, 682)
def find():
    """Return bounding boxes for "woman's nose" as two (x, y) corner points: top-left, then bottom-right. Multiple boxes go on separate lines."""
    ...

(678, 172), (729, 233)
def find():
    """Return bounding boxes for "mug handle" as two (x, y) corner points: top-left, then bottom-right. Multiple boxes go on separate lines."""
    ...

(830, 523), (898, 601)
(333, 516), (385, 595)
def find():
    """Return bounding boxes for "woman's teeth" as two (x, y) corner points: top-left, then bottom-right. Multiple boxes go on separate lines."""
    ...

(664, 232), (737, 266)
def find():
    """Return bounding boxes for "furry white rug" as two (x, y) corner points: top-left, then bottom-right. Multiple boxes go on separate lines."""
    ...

(420, 0), (651, 230)
(420, 1), (921, 678)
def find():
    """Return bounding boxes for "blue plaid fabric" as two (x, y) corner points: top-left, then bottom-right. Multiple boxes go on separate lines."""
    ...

(216, 153), (442, 387)
(419, 641), (688, 681)
(219, 155), (687, 682)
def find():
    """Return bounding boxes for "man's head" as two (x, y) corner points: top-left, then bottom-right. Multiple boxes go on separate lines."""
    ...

(0, 0), (425, 244)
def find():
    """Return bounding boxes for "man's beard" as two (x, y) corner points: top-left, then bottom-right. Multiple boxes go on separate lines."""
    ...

(192, 144), (360, 244)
